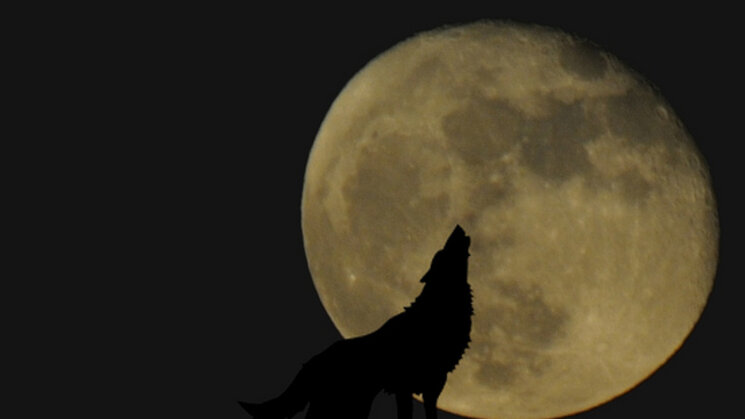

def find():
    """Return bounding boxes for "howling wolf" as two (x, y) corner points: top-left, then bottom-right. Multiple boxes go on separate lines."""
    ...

(240, 225), (473, 419)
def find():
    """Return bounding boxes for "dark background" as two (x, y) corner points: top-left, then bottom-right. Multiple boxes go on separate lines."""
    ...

(27, 5), (740, 418)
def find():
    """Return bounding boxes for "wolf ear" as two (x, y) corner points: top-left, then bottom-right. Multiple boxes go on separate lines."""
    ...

(420, 251), (443, 283)
(420, 271), (431, 283)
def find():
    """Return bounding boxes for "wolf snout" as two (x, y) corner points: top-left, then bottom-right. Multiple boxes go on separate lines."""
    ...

(446, 224), (470, 253)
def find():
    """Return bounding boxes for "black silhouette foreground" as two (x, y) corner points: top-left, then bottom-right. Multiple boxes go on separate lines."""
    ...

(240, 225), (473, 419)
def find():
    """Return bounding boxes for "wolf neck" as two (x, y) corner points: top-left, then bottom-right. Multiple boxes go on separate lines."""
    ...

(405, 280), (473, 317)
(402, 278), (473, 374)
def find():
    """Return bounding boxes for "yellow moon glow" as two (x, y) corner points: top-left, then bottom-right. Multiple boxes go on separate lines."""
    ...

(301, 21), (718, 419)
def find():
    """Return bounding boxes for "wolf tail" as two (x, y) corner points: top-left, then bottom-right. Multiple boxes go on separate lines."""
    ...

(238, 360), (317, 418)
(238, 399), (292, 419)
(237, 401), (273, 418)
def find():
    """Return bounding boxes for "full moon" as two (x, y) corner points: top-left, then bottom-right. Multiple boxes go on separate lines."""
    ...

(301, 21), (718, 419)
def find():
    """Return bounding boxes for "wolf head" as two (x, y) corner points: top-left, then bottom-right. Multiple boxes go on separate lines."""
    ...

(420, 225), (470, 284)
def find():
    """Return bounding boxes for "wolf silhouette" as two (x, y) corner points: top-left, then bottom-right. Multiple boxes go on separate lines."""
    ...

(240, 225), (473, 419)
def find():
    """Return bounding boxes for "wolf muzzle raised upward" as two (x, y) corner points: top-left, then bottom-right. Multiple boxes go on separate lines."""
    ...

(240, 225), (473, 419)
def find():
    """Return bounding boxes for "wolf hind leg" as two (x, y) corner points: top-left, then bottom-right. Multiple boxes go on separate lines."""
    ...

(305, 391), (377, 419)
(396, 392), (413, 419)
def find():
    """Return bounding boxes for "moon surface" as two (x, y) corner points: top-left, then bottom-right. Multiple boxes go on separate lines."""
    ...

(301, 21), (718, 419)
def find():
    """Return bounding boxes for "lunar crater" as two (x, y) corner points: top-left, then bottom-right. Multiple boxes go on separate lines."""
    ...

(441, 97), (522, 164)
(558, 38), (609, 80)
(603, 89), (678, 145)
(467, 279), (570, 392)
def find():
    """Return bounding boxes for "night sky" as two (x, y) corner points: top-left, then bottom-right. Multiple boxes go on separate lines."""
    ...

(31, 5), (740, 418)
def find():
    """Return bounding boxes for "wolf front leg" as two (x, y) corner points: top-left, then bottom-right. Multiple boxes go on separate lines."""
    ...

(423, 375), (447, 419)
(395, 392), (413, 419)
